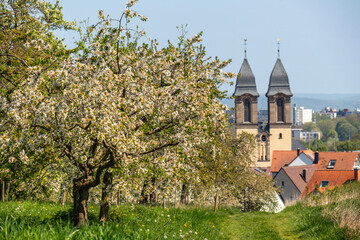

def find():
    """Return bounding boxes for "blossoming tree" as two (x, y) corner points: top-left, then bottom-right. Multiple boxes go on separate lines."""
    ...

(0, 0), (75, 201)
(0, 2), (232, 226)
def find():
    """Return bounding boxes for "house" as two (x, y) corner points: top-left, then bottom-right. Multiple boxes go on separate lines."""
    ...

(270, 149), (314, 177)
(288, 150), (314, 167)
(313, 152), (359, 170)
(301, 170), (359, 197)
(301, 152), (360, 196)
(274, 165), (316, 205)
(272, 151), (360, 202)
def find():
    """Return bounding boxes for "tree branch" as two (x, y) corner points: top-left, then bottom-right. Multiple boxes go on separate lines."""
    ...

(0, 53), (29, 67)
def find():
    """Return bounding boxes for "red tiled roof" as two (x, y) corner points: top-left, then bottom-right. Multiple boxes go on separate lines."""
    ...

(301, 170), (356, 197)
(271, 149), (314, 173)
(282, 165), (317, 193)
(315, 152), (359, 170)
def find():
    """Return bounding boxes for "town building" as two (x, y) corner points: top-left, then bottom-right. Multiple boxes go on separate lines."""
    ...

(293, 104), (313, 125)
(270, 149), (314, 177)
(292, 129), (321, 142)
(274, 165), (316, 204)
(270, 150), (360, 203)
(233, 45), (292, 168)
(320, 107), (337, 119)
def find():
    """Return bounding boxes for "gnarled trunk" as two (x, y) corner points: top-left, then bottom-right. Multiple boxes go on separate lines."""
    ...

(99, 171), (112, 222)
(73, 180), (89, 227)
(139, 181), (149, 204)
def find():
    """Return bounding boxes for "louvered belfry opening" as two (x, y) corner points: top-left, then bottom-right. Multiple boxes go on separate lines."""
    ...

(244, 99), (251, 123)
(276, 98), (284, 122)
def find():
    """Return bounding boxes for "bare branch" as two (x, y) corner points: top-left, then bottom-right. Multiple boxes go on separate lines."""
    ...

(0, 53), (29, 67)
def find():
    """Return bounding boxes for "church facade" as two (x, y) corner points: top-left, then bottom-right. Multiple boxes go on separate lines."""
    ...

(233, 51), (292, 168)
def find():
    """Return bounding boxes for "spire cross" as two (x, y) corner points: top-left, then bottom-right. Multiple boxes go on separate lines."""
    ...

(277, 38), (280, 58)
(244, 38), (247, 58)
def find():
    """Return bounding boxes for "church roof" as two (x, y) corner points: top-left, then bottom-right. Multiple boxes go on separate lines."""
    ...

(266, 58), (292, 97)
(233, 58), (259, 97)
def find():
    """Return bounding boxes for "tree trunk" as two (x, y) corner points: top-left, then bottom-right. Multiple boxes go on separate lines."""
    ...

(149, 191), (157, 204)
(6, 181), (10, 201)
(214, 193), (219, 212)
(62, 190), (66, 207)
(99, 171), (113, 222)
(149, 177), (157, 204)
(163, 197), (166, 209)
(116, 190), (121, 206)
(180, 183), (189, 205)
(73, 180), (90, 227)
(139, 181), (149, 204)
(1, 179), (5, 202)
(174, 184), (177, 208)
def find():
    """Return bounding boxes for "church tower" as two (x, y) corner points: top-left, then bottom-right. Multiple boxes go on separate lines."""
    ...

(233, 45), (259, 137)
(266, 49), (293, 160)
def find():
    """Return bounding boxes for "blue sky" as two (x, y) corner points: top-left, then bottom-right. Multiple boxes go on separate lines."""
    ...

(54, 0), (360, 95)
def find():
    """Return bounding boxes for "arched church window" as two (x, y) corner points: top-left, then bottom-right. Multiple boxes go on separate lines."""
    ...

(277, 99), (284, 122)
(244, 99), (251, 122)
(279, 133), (282, 139)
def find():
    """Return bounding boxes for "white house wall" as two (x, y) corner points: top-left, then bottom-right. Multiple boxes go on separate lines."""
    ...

(274, 169), (301, 205)
(288, 153), (313, 167)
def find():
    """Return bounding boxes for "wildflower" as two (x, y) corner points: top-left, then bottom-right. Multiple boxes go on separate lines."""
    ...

(164, 236), (167, 239)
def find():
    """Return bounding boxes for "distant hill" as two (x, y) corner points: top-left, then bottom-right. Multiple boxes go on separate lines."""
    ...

(221, 93), (360, 112)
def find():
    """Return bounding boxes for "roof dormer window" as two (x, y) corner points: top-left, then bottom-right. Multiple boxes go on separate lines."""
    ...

(327, 160), (336, 169)
(320, 181), (329, 187)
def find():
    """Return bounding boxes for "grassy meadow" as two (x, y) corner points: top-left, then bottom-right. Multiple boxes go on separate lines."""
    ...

(1, 182), (360, 239)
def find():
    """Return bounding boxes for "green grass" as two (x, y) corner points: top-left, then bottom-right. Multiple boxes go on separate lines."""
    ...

(219, 204), (354, 240)
(0, 200), (358, 239)
(0, 201), (227, 240)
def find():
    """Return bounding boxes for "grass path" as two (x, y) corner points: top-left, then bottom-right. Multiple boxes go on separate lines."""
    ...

(220, 208), (301, 240)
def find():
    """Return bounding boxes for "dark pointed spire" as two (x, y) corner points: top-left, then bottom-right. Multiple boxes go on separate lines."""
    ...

(233, 42), (259, 97)
(266, 56), (292, 97)
(244, 38), (247, 58)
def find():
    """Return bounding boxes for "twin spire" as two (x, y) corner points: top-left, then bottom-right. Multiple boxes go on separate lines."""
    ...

(233, 39), (292, 98)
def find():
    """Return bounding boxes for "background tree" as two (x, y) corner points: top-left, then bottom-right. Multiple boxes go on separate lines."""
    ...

(335, 119), (358, 141)
(197, 131), (277, 212)
(302, 122), (320, 132)
(337, 141), (357, 152)
(0, 0), (75, 202)
(306, 139), (328, 152)
(317, 119), (335, 141)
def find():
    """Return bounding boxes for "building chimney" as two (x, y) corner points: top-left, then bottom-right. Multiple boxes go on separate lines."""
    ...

(314, 152), (319, 164)
(355, 168), (360, 181)
(297, 148), (300, 156)
(302, 169), (307, 182)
